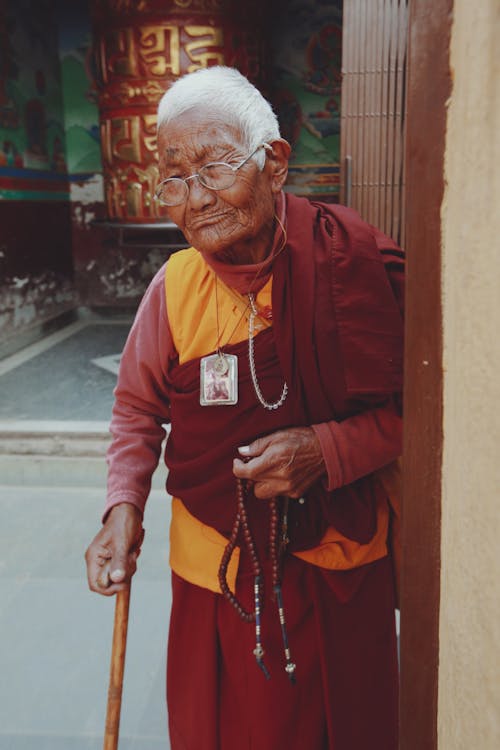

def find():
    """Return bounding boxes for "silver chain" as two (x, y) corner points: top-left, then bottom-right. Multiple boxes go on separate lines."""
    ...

(247, 293), (288, 410)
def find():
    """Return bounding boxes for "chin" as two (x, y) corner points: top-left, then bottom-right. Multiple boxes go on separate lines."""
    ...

(187, 225), (247, 257)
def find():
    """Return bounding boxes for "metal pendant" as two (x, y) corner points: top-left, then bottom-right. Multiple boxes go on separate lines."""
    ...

(200, 352), (238, 406)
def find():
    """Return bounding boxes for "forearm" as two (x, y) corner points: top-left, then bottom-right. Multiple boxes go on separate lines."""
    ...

(104, 400), (167, 520)
(103, 264), (174, 521)
(312, 397), (402, 490)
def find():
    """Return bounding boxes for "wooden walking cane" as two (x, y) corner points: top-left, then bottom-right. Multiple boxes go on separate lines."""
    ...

(104, 585), (131, 750)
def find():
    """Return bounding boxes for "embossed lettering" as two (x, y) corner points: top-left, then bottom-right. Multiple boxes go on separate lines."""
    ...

(139, 26), (180, 76)
(184, 26), (225, 72)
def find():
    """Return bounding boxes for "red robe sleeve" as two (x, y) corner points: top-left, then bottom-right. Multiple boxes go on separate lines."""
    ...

(103, 264), (174, 521)
(312, 398), (402, 490)
(313, 223), (404, 491)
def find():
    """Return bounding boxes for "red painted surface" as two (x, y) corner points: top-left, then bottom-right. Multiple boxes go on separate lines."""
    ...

(0, 175), (68, 193)
(90, 0), (267, 221)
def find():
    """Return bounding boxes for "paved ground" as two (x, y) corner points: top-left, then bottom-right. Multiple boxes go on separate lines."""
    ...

(0, 484), (172, 750)
(0, 321), (130, 422)
(0, 319), (172, 748)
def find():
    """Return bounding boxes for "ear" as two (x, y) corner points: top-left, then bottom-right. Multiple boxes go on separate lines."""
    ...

(264, 139), (291, 193)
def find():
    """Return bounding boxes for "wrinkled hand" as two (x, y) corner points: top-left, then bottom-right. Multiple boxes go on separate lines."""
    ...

(233, 427), (326, 500)
(85, 503), (144, 596)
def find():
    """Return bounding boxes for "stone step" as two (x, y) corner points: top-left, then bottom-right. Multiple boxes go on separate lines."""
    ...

(0, 420), (111, 457)
(0, 420), (168, 488)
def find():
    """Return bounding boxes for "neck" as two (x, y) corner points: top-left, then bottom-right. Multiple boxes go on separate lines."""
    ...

(214, 219), (275, 266)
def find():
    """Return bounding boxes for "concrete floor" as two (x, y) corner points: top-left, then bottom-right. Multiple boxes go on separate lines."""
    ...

(0, 321), (130, 421)
(0, 319), (172, 748)
(0, 485), (172, 750)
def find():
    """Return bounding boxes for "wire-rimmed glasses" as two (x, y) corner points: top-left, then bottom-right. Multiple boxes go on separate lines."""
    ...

(154, 143), (270, 207)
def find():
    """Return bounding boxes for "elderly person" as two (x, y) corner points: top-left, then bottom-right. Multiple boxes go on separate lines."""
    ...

(85, 66), (404, 749)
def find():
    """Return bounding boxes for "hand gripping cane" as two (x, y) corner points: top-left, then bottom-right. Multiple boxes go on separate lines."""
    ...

(103, 586), (131, 750)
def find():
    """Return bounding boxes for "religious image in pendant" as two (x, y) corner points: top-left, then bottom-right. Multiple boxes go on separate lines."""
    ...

(200, 353), (238, 406)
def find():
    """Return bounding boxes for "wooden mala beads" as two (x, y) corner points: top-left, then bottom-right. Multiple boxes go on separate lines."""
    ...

(218, 477), (296, 682)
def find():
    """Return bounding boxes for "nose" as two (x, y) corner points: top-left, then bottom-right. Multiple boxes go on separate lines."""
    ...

(185, 174), (216, 210)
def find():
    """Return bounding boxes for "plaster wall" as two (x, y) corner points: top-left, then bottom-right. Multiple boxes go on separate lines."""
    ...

(439, 0), (500, 746)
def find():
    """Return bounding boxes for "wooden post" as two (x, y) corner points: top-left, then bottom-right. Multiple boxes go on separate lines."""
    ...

(104, 586), (131, 750)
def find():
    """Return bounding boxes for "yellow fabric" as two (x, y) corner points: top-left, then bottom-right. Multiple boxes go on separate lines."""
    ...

(169, 498), (240, 594)
(165, 248), (394, 593)
(293, 490), (389, 569)
(166, 247), (272, 364)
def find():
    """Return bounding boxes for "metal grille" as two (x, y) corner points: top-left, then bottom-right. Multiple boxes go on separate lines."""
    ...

(340, 0), (409, 246)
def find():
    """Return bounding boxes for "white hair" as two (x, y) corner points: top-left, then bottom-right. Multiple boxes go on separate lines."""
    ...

(157, 67), (281, 169)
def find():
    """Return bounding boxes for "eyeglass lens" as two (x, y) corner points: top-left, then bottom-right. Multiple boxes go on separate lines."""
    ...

(156, 145), (264, 206)
(157, 163), (237, 205)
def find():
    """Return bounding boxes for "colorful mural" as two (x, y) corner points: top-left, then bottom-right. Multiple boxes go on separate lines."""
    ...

(0, 0), (68, 200)
(271, 0), (342, 199)
(0, 1), (76, 347)
(58, 0), (102, 176)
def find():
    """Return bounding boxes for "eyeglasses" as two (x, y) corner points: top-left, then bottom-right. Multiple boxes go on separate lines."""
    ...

(154, 143), (269, 207)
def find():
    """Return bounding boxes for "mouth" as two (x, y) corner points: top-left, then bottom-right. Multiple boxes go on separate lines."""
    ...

(188, 212), (230, 231)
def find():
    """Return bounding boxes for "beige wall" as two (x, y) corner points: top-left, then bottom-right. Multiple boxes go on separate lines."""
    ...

(439, 0), (500, 747)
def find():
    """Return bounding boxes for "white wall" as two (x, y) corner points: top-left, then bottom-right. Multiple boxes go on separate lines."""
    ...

(439, 0), (500, 747)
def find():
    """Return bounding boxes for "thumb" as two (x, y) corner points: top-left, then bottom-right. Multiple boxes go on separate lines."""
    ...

(109, 542), (129, 582)
(109, 566), (126, 583)
(238, 435), (271, 458)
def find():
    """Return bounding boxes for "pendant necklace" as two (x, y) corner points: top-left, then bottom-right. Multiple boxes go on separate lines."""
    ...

(199, 213), (288, 408)
(248, 293), (288, 410)
(199, 275), (241, 406)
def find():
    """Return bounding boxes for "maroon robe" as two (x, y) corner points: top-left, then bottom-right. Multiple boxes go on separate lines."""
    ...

(165, 195), (403, 749)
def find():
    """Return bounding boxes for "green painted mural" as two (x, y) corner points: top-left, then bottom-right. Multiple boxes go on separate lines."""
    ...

(0, 0), (68, 199)
(58, 1), (102, 175)
(271, 0), (342, 199)
(0, 0), (102, 201)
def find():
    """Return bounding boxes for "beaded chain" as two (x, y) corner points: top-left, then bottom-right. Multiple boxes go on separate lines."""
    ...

(218, 478), (262, 624)
(247, 293), (288, 410)
(218, 477), (297, 683)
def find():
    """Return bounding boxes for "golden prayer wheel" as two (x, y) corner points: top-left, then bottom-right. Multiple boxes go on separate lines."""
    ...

(91, 0), (267, 222)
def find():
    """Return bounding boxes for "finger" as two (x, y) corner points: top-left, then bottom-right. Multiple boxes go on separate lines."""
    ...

(234, 456), (263, 479)
(110, 539), (133, 581)
(86, 541), (132, 591)
(94, 553), (137, 594)
(253, 480), (280, 500)
(234, 445), (282, 477)
(88, 564), (115, 596)
(238, 434), (275, 459)
(94, 578), (129, 597)
(86, 546), (109, 592)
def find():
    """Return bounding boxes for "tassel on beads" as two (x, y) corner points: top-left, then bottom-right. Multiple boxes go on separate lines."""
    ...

(274, 583), (297, 684)
(253, 574), (270, 679)
(218, 477), (297, 682)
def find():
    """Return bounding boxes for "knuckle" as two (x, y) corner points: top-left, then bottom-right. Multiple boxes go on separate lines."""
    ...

(254, 483), (266, 499)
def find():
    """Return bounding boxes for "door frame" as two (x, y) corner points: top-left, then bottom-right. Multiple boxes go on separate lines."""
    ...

(400, 1), (453, 747)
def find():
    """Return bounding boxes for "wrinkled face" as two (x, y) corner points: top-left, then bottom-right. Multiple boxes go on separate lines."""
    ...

(157, 110), (280, 262)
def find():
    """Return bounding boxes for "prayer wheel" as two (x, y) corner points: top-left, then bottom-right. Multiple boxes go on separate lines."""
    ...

(91, 0), (267, 222)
